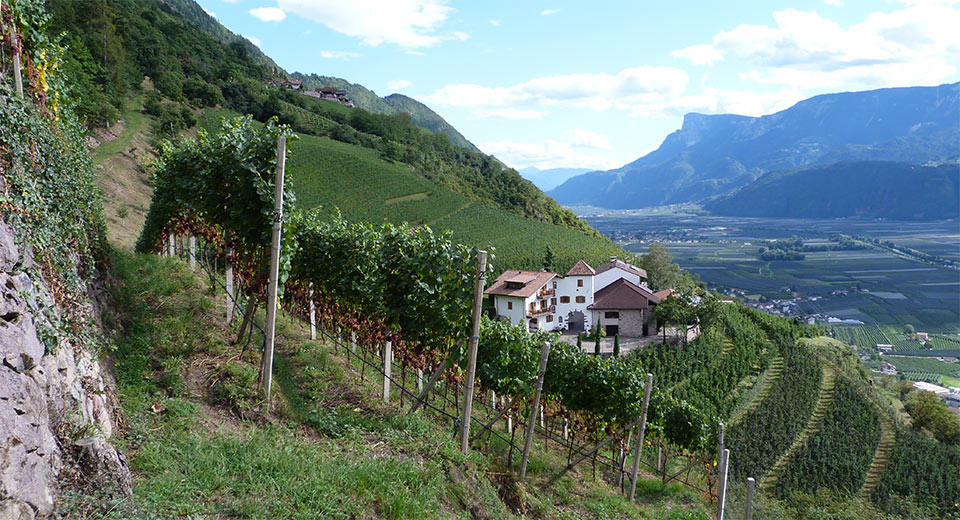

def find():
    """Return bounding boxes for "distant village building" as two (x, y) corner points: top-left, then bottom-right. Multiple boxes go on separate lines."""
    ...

(880, 363), (897, 376)
(485, 257), (667, 336)
(876, 344), (893, 353)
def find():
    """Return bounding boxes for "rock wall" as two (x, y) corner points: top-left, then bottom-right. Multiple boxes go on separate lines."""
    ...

(0, 220), (130, 519)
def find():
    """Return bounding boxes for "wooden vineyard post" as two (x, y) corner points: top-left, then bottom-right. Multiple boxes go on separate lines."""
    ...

(417, 369), (424, 392)
(383, 341), (392, 403)
(717, 422), (725, 485)
(167, 232), (175, 257)
(718, 448), (730, 520)
(225, 244), (235, 325)
(628, 373), (654, 502)
(350, 331), (357, 362)
(519, 341), (552, 481)
(8, 12), (22, 97)
(458, 250), (487, 454)
(188, 235), (196, 270)
(261, 136), (286, 406)
(308, 283), (316, 340)
(745, 477), (756, 520)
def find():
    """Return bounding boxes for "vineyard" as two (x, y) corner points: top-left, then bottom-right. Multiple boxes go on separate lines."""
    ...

(200, 110), (625, 274)
(899, 370), (943, 384)
(774, 375), (881, 498)
(828, 324), (892, 349)
(726, 340), (823, 482)
(872, 430), (960, 518)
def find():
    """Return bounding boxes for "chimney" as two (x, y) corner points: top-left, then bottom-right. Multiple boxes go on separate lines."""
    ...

(609, 256), (617, 263)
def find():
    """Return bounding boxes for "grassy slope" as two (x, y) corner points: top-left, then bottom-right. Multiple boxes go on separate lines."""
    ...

(96, 251), (708, 520)
(203, 109), (625, 272)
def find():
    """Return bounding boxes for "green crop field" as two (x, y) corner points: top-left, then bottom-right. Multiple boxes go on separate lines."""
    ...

(201, 110), (624, 273)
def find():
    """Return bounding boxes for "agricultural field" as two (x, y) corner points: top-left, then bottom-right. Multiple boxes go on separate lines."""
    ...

(586, 212), (960, 332)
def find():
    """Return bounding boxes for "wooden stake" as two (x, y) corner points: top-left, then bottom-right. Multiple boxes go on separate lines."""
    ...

(226, 245), (235, 325)
(383, 341), (392, 403)
(520, 341), (551, 481)
(745, 477), (756, 520)
(188, 235), (196, 270)
(459, 250), (488, 453)
(628, 373), (654, 502)
(308, 283), (316, 340)
(417, 369), (424, 392)
(9, 16), (22, 97)
(407, 342), (462, 414)
(262, 136), (286, 406)
(167, 232), (175, 257)
(718, 448), (730, 520)
(717, 422), (725, 485)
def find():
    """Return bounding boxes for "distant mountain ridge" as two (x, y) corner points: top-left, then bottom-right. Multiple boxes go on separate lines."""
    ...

(288, 73), (477, 151)
(550, 82), (960, 211)
(705, 162), (960, 220)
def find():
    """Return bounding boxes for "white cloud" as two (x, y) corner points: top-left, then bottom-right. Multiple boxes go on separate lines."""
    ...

(421, 65), (689, 111)
(387, 79), (413, 90)
(563, 129), (611, 149)
(474, 108), (546, 120)
(540, 9), (558, 15)
(277, 0), (465, 48)
(480, 140), (620, 171)
(671, 5), (960, 89)
(319, 50), (361, 60)
(249, 6), (287, 21)
(203, 7), (217, 18)
(489, 19), (501, 26)
(244, 35), (262, 47)
(670, 44), (725, 66)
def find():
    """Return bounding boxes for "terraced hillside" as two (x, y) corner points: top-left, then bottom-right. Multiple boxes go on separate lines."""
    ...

(200, 111), (624, 272)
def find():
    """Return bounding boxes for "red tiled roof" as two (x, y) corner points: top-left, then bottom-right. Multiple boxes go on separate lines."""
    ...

(588, 279), (660, 310)
(484, 270), (557, 298)
(566, 260), (596, 276)
(653, 289), (674, 300)
(595, 259), (647, 279)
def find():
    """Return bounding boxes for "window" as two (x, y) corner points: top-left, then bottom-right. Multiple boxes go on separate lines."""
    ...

(560, 296), (570, 304)
(551, 298), (557, 306)
(576, 296), (586, 303)
(530, 302), (536, 311)
(507, 301), (513, 310)
(577, 279), (583, 287)
(540, 300), (547, 309)
(553, 281), (557, 288)
(546, 315), (554, 323)
(558, 316), (563, 323)
(605, 311), (620, 319)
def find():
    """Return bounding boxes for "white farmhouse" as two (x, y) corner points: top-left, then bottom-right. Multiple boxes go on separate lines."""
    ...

(484, 270), (558, 332)
(486, 257), (664, 337)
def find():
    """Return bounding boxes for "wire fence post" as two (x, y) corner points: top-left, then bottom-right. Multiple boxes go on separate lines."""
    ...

(383, 340), (392, 403)
(520, 340), (551, 481)
(718, 448), (730, 520)
(308, 282), (316, 340)
(745, 476), (756, 520)
(717, 421), (725, 485)
(188, 235), (196, 270)
(628, 373), (654, 501)
(167, 232), (174, 257)
(225, 244), (235, 325)
(262, 135), (286, 406)
(459, 250), (487, 453)
(8, 13), (22, 97)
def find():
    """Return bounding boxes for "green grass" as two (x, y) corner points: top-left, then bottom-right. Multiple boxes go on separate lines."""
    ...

(90, 94), (148, 165)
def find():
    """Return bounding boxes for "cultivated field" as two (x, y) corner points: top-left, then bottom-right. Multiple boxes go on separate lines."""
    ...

(588, 213), (960, 332)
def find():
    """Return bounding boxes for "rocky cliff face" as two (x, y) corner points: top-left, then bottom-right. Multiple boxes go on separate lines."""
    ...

(0, 220), (130, 519)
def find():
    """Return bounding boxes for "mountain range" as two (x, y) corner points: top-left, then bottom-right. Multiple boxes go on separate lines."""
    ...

(518, 167), (592, 191)
(549, 82), (960, 218)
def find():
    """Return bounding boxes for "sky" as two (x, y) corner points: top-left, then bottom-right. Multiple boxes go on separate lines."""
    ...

(197, 0), (960, 174)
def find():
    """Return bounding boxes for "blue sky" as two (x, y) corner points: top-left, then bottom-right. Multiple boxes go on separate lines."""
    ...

(198, 0), (960, 172)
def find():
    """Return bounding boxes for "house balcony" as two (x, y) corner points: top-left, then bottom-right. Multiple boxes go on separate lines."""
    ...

(527, 305), (556, 318)
(538, 288), (555, 299)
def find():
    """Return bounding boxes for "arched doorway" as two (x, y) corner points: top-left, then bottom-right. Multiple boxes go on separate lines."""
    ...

(567, 311), (584, 332)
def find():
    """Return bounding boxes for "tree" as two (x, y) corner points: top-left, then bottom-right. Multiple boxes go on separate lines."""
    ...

(613, 334), (620, 357)
(593, 319), (605, 355)
(543, 245), (556, 272)
(639, 244), (682, 291)
(904, 324), (915, 337)
(906, 391), (960, 445)
(576, 333), (582, 349)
